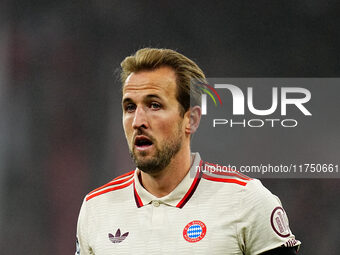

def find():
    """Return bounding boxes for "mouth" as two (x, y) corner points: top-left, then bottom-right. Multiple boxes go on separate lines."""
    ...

(134, 135), (154, 152)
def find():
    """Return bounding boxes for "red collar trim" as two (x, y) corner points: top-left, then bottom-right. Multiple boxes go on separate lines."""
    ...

(133, 160), (203, 209)
(176, 160), (203, 208)
(133, 180), (143, 208)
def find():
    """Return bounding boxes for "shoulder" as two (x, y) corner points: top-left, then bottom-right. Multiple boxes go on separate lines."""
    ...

(198, 161), (300, 253)
(241, 178), (281, 207)
(200, 160), (253, 188)
(85, 170), (135, 202)
(199, 160), (279, 202)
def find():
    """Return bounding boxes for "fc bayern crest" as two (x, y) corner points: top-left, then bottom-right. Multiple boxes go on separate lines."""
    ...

(183, 220), (207, 243)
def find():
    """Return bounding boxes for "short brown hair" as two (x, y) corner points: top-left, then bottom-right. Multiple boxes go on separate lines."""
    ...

(120, 48), (206, 115)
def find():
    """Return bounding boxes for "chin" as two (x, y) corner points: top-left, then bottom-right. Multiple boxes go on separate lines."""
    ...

(134, 156), (163, 174)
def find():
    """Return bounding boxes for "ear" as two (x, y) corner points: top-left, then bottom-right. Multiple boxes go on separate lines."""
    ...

(185, 106), (202, 135)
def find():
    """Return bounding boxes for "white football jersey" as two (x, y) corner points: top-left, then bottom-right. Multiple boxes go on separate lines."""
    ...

(76, 153), (300, 255)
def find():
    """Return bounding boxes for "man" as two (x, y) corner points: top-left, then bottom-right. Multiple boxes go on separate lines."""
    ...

(76, 48), (301, 254)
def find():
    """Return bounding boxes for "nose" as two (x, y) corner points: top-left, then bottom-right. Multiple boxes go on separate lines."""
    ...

(132, 106), (148, 130)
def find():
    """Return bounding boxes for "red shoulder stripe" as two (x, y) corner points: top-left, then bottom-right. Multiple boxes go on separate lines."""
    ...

(204, 162), (252, 180)
(207, 169), (252, 180)
(202, 173), (248, 186)
(113, 170), (135, 181)
(86, 179), (134, 201)
(87, 171), (134, 196)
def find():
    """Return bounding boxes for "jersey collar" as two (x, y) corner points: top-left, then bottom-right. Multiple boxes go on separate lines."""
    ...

(133, 152), (203, 209)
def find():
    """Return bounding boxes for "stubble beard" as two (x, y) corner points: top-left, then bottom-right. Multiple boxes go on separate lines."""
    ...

(129, 124), (183, 174)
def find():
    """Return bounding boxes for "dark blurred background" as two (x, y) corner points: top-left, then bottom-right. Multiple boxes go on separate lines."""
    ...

(1, 0), (339, 254)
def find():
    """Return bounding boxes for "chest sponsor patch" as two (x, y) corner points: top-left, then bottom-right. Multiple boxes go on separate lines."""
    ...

(183, 220), (207, 243)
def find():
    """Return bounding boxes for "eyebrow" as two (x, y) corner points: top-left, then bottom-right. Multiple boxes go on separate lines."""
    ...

(122, 94), (163, 104)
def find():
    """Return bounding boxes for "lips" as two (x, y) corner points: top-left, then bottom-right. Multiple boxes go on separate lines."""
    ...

(134, 135), (154, 151)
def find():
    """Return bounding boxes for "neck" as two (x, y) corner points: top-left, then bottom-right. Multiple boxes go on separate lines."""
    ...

(139, 145), (192, 198)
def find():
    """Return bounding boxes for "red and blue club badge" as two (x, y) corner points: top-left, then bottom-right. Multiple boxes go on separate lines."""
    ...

(183, 220), (207, 243)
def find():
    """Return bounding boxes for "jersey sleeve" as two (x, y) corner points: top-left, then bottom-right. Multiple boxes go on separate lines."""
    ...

(76, 198), (93, 255)
(236, 179), (301, 255)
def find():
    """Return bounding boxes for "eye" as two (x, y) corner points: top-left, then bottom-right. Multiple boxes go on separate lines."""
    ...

(150, 102), (161, 110)
(125, 103), (136, 113)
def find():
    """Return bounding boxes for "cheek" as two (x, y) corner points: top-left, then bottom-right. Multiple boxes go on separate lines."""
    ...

(123, 117), (133, 137)
(156, 116), (182, 136)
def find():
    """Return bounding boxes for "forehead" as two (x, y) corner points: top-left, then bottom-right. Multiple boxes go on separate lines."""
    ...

(122, 66), (177, 98)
